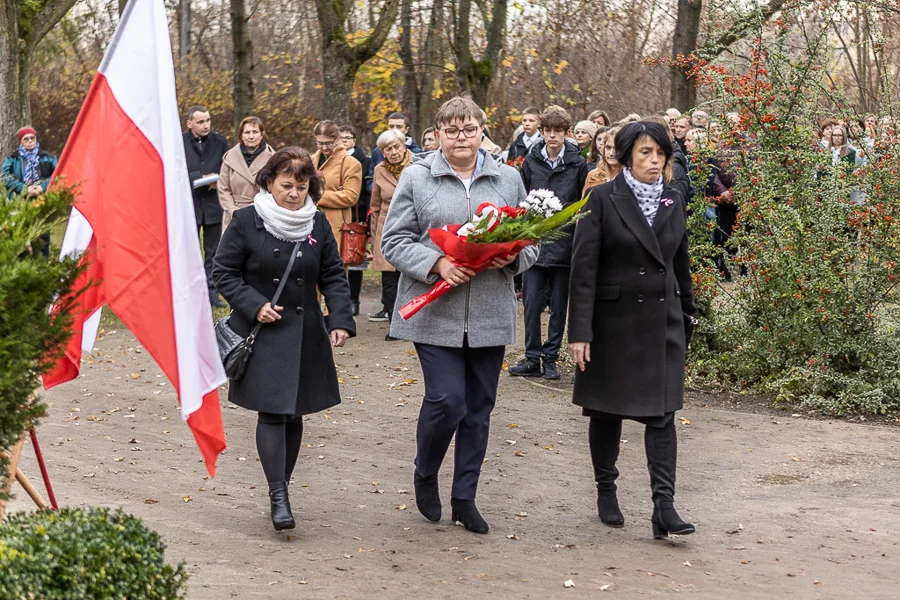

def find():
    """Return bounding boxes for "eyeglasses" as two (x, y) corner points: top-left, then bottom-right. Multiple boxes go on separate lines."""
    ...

(339, 136), (355, 141)
(440, 125), (480, 139)
(315, 139), (335, 147)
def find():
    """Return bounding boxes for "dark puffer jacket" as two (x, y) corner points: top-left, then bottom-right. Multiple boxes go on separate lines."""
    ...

(520, 140), (589, 268)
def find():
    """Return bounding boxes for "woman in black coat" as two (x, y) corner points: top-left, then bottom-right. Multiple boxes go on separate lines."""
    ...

(213, 147), (356, 531)
(568, 122), (697, 539)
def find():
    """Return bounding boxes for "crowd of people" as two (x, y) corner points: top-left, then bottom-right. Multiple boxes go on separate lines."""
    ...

(4, 94), (892, 541)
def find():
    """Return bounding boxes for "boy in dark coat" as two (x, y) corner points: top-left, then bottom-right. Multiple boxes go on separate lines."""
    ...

(509, 107), (588, 380)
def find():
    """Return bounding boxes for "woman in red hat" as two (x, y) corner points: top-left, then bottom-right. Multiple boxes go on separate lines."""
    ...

(2, 127), (58, 200)
(2, 127), (59, 256)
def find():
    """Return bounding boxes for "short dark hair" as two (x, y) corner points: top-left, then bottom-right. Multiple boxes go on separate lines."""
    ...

(338, 125), (356, 138)
(256, 146), (323, 203)
(615, 122), (673, 170)
(387, 112), (410, 127)
(522, 106), (541, 117)
(540, 107), (571, 132)
(186, 105), (208, 121)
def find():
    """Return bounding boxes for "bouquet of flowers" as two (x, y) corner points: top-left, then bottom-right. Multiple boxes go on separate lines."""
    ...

(398, 189), (589, 320)
(505, 156), (525, 170)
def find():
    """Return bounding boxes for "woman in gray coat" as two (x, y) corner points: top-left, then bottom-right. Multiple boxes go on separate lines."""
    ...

(213, 147), (355, 531)
(381, 97), (539, 534)
(568, 122), (697, 539)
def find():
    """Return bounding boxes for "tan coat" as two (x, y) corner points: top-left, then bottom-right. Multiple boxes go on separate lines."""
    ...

(583, 166), (609, 197)
(218, 144), (275, 230)
(311, 146), (362, 248)
(370, 163), (401, 272)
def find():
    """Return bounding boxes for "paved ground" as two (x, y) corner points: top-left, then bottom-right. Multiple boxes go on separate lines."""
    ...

(8, 294), (900, 599)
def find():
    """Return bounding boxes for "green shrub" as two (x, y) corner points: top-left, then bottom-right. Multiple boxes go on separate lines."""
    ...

(0, 184), (84, 498)
(679, 4), (900, 416)
(0, 507), (187, 599)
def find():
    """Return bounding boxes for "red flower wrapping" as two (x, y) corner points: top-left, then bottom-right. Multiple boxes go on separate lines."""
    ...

(398, 225), (534, 320)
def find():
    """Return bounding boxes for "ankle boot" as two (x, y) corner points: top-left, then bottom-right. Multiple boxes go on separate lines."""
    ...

(590, 417), (625, 527)
(268, 481), (295, 531)
(652, 501), (695, 538)
(450, 498), (489, 534)
(645, 415), (694, 538)
(414, 471), (442, 522)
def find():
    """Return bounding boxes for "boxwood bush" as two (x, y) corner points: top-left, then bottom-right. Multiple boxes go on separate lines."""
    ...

(0, 507), (187, 599)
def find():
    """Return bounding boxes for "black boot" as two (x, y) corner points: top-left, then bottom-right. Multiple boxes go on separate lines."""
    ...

(645, 415), (694, 539)
(450, 498), (489, 534)
(268, 481), (296, 531)
(589, 417), (625, 527)
(414, 471), (442, 522)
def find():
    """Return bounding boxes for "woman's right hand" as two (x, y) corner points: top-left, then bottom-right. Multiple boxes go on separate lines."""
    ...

(433, 257), (475, 287)
(256, 302), (283, 323)
(569, 342), (591, 372)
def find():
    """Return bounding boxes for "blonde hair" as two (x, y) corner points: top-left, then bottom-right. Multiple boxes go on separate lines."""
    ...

(376, 128), (406, 149)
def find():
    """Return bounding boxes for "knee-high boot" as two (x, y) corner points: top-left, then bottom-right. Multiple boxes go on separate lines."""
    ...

(589, 417), (624, 527)
(645, 415), (694, 538)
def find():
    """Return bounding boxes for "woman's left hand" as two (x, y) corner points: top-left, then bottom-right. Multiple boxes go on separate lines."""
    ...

(489, 251), (520, 270)
(330, 328), (350, 347)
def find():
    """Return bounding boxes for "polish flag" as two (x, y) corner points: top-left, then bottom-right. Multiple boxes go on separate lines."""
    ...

(42, 0), (227, 476)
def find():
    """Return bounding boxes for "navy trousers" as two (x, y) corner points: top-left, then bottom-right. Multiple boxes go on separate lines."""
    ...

(413, 339), (506, 500)
(522, 266), (570, 363)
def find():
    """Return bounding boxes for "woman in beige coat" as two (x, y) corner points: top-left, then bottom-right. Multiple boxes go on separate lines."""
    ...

(368, 129), (412, 336)
(218, 116), (275, 230)
(310, 120), (362, 250)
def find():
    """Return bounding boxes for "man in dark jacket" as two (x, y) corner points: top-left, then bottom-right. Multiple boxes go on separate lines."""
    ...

(506, 106), (542, 162)
(367, 112), (422, 193)
(509, 108), (588, 380)
(182, 105), (229, 307)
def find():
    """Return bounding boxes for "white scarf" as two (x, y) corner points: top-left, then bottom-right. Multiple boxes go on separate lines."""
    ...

(622, 167), (665, 226)
(253, 190), (317, 242)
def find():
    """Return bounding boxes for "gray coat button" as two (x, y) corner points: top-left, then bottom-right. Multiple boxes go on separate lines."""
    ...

(637, 294), (644, 303)
(295, 306), (304, 315)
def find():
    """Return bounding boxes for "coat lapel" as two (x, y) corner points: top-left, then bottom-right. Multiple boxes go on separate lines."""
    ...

(651, 185), (677, 236)
(225, 147), (254, 183)
(609, 176), (665, 266)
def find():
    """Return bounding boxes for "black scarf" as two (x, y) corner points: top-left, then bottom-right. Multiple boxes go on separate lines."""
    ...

(241, 144), (264, 167)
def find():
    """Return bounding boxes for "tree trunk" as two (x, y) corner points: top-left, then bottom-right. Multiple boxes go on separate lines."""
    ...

(179, 0), (191, 60)
(454, 0), (507, 107)
(400, 0), (419, 131)
(314, 0), (399, 122)
(0, 0), (79, 146)
(321, 48), (360, 122)
(230, 0), (254, 134)
(670, 0), (702, 111)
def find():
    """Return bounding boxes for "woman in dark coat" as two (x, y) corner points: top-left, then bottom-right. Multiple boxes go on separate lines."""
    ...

(213, 147), (356, 531)
(568, 122), (697, 539)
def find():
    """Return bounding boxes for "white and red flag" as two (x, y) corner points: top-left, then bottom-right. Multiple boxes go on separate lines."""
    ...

(43, 0), (227, 476)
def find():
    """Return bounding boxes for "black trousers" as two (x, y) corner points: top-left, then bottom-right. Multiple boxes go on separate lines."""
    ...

(588, 412), (678, 504)
(522, 266), (570, 363)
(199, 222), (222, 297)
(348, 270), (363, 304)
(381, 270), (400, 317)
(413, 339), (505, 500)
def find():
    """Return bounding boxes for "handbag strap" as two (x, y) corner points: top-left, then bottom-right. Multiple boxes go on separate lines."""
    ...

(247, 240), (302, 342)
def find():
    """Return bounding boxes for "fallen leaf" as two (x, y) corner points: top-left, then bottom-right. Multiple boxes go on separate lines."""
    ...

(514, 450), (524, 457)
(396, 504), (407, 510)
(343, 553), (352, 559)
(298, 579), (308, 585)
(475, 573), (487, 580)
(564, 579), (575, 588)
(680, 416), (691, 425)
(507, 423), (518, 428)
(544, 445), (553, 451)
(507, 534), (519, 540)
(791, 456), (803, 462)
(599, 584), (612, 591)
(144, 499), (158, 504)
(683, 561), (692, 567)
(183, 495), (192, 502)
(463, 556), (473, 561)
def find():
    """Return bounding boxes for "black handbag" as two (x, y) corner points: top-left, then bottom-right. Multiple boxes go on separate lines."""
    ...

(215, 241), (301, 380)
